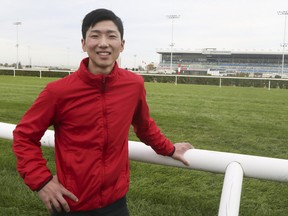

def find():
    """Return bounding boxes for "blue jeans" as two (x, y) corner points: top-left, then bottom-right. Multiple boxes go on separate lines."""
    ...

(51, 196), (129, 216)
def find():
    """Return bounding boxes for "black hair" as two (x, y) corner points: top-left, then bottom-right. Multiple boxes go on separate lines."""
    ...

(82, 8), (124, 40)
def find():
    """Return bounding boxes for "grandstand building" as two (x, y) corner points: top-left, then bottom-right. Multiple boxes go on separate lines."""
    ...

(156, 48), (288, 77)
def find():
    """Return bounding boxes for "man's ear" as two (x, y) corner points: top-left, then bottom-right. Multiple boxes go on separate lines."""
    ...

(121, 39), (125, 52)
(81, 38), (86, 52)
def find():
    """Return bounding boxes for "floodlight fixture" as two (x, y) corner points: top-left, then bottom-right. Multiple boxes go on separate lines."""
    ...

(277, 11), (288, 76)
(13, 21), (22, 69)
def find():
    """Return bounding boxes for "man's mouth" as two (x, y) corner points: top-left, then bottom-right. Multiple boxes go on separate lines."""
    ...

(97, 51), (111, 56)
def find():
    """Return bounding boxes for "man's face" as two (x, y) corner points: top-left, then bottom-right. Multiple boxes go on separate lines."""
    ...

(82, 20), (124, 74)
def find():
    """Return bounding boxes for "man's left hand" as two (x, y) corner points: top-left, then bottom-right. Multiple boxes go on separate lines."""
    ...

(171, 143), (194, 166)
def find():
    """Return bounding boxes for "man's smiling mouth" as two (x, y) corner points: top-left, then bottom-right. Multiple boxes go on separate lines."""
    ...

(97, 51), (111, 56)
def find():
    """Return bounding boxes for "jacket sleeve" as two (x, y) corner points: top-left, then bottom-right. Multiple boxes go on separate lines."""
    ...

(12, 85), (57, 191)
(131, 81), (175, 156)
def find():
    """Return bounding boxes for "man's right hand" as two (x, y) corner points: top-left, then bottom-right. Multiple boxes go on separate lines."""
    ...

(38, 175), (79, 214)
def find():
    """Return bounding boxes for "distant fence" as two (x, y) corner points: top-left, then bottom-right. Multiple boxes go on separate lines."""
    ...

(141, 74), (288, 89)
(0, 68), (72, 78)
(1, 68), (288, 89)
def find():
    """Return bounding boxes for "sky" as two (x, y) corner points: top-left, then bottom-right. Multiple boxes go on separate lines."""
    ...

(0, 0), (287, 69)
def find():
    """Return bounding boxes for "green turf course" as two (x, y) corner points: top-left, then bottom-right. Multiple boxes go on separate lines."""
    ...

(1, 75), (288, 216)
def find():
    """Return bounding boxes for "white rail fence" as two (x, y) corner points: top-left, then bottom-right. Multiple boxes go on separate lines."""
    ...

(140, 73), (288, 90)
(2, 68), (72, 78)
(1, 122), (288, 216)
(1, 68), (288, 90)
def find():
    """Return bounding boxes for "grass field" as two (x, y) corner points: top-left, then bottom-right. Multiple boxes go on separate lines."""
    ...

(1, 75), (288, 216)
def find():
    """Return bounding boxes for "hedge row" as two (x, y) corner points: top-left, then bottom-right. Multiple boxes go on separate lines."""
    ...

(1, 69), (288, 89)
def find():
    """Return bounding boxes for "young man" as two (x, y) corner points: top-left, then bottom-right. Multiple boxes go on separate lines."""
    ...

(12, 9), (193, 215)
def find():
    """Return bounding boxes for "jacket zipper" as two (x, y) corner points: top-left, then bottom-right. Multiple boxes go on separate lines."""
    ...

(100, 75), (108, 207)
(102, 76), (106, 92)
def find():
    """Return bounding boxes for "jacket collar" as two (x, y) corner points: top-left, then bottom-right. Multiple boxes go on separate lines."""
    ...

(76, 57), (118, 87)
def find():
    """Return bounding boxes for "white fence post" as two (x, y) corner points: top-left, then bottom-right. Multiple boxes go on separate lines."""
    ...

(219, 77), (222, 88)
(218, 162), (243, 216)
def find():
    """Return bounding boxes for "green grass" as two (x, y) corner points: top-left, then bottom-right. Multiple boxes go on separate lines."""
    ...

(1, 75), (288, 215)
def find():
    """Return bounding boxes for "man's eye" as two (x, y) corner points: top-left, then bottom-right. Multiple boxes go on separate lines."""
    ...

(109, 35), (117, 38)
(91, 34), (99, 38)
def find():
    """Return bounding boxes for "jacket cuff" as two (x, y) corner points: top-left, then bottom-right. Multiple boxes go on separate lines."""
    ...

(169, 145), (176, 157)
(36, 175), (53, 192)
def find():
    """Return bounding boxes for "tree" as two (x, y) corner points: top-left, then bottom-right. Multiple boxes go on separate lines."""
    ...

(146, 62), (155, 71)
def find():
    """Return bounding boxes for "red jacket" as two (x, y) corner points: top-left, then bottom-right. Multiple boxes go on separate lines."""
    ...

(13, 58), (175, 211)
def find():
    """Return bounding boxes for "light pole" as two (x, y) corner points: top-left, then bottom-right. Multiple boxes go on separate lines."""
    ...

(13, 21), (22, 69)
(167, 15), (180, 72)
(134, 54), (137, 69)
(277, 11), (288, 77)
(27, 45), (32, 68)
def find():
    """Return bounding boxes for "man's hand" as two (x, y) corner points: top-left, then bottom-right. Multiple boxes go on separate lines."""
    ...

(171, 143), (194, 166)
(38, 175), (78, 214)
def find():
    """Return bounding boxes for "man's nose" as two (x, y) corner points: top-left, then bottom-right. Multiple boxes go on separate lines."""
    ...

(98, 37), (109, 48)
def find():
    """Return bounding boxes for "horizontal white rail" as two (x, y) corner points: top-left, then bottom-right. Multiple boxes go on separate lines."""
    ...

(1, 122), (288, 182)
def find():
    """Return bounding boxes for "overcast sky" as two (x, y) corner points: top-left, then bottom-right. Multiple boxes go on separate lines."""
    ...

(0, 0), (287, 68)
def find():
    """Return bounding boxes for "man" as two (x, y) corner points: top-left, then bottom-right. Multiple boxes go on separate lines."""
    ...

(12, 8), (193, 215)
